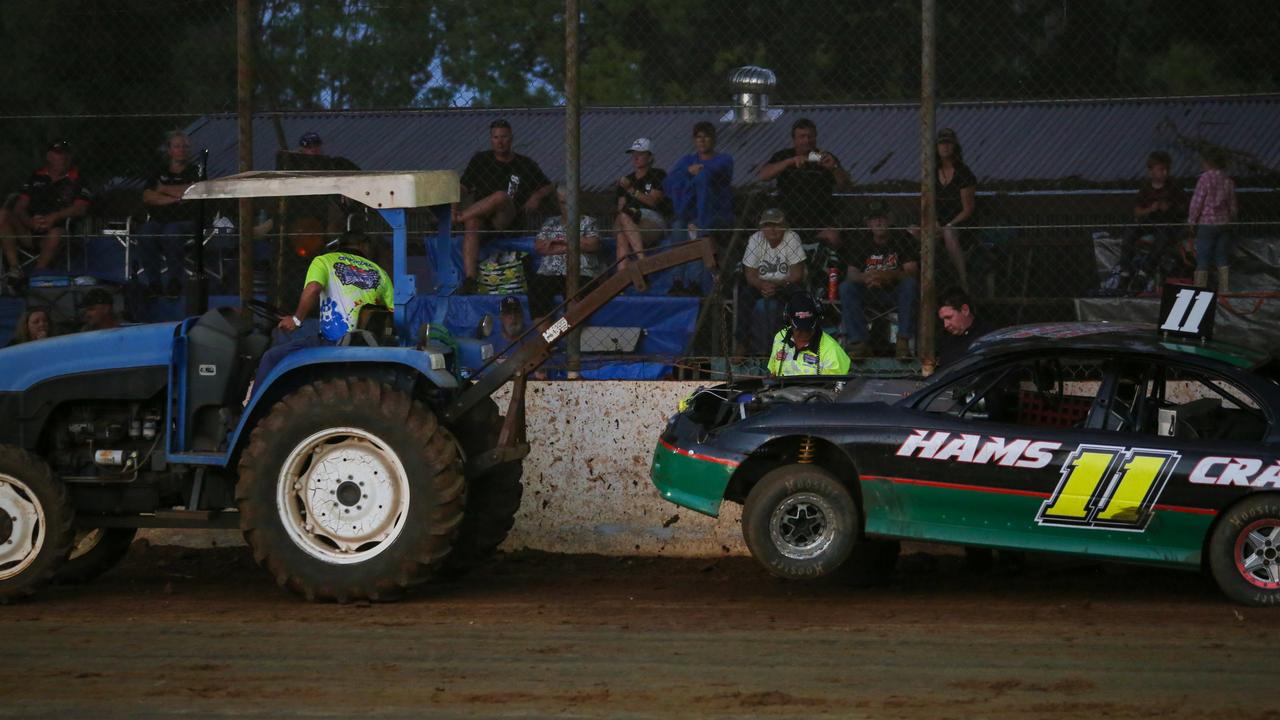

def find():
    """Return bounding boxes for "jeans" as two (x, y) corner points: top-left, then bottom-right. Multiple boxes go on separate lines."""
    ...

(838, 276), (918, 344)
(735, 281), (800, 353)
(137, 220), (195, 287)
(669, 220), (729, 293)
(1119, 225), (1179, 275)
(256, 321), (331, 385)
(1194, 225), (1232, 270)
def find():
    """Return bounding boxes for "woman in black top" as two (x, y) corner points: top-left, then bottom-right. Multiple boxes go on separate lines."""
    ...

(935, 128), (976, 291)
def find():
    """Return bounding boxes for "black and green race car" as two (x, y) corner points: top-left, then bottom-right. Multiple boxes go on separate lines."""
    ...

(651, 321), (1280, 605)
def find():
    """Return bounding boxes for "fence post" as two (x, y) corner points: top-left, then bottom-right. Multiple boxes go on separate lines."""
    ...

(918, 0), (938, 374)
(564, 0), (581, 375)
(236, 0), (254, 324)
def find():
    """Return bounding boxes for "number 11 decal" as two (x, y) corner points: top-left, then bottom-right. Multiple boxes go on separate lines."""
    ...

(1038, 445), (1180, 531)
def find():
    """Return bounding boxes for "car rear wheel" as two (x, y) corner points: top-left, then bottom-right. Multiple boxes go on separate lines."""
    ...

(1209, 495), (1280, 606)
(0, 447), (74, 602)
(742, 464), (858, 579)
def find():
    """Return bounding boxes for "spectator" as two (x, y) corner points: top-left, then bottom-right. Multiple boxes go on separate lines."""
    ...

(735, 208), (806, 355)
(9, 307), (53, 345)
(614, 138), (670, 270)
(839, 201), (919, 360)
(933, 128), (976, 291)
(1118, 151), (1188, 293)
(528, 186), (602, 323)
(298, 131), (325, 157)
(277, 130), (363, 265)
(937, 287), (995, 368)
(1188, 147), (1238, 292)
(257, 232), (392, 383)
(758, 117), (851, 248)
(80, 288), (120, 332)
(139, 131), (201, 296)
(0, 140), (92, 280)
(455, 119), (553, 293)
(665, 121), (735, 296)
(767, 292), (850, 377)
(497, 295), (528, 354)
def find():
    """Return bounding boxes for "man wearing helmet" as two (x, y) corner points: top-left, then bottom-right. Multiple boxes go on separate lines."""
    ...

(766, 292), (851, 377)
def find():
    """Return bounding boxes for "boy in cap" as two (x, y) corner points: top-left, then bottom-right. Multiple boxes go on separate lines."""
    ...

(0, 139), (93, 279)
(614, 137), (671, 270)
(767, 291), (850, 377)
(736, 207), (806, 354)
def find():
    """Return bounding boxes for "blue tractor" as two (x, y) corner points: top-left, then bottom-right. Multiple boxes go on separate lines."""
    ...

(0, 171), (715, 602)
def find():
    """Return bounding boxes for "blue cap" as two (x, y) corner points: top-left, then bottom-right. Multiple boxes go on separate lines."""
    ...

(299, 131), (323, 148)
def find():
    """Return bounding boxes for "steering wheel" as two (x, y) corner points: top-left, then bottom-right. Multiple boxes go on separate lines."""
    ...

(245, 298), (284, 332)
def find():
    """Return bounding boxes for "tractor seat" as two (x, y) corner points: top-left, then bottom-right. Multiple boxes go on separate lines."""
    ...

(338, 305), (394, 347)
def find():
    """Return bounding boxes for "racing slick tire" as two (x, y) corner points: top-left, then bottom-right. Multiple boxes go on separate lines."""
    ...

(0, 447), (74, 602)
(441, 397), (525, 578)
(53, 528), (138, 585)
(237, 378), (465, 602)
(1208, 495), (1280, 606)
(742, 464), (858, 580)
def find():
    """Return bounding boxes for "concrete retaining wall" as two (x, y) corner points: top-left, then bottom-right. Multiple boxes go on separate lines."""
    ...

(145, 381), (747, 557)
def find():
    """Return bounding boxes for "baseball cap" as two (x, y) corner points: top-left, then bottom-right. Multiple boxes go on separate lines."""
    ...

(758, 208), (787, 227)
(864, 199), (891, 221)
(499, 296), (522, 315)
(299, 131), (323, 148)
(626, 137), (652, 154)
(47, 139), (72, 153)
(937, 127), (958, 143)
(81, 288), (113, 308)
(786, 292), (819, 331)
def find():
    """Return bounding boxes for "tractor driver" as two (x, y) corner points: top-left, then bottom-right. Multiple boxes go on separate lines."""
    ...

(254, 231), (393, 385)
(767, 292), (851, 377)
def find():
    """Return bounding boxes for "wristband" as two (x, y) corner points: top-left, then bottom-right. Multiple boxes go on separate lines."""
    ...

(292, 315), (302, 328)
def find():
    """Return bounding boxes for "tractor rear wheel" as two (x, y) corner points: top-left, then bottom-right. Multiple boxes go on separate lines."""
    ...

(442, 397), (525, 576)
(237, 378), (465, 602)
(0, 447), (74, 602)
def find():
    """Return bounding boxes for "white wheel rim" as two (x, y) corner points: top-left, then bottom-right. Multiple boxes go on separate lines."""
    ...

(0, 475), (46, 581)
(769, 491), (839, 561)
(277, 427), (411, 565)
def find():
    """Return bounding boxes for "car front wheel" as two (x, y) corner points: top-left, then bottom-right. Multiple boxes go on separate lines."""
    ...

(742, 464), (858, 580)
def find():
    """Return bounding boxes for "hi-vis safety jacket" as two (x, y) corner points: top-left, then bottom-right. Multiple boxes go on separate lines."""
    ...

(766, 328), (851, 376)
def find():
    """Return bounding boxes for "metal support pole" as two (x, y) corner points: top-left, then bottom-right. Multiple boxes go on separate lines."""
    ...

(564, 0), (581, 376)
(918, 0), (938, 375)
(236, 0), (254, 325)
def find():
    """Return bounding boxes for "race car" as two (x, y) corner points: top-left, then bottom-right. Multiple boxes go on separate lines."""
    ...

(651, 320), (1280, 605)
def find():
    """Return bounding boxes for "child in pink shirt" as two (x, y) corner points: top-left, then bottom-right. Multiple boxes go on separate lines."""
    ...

(1187, 147), (1238, 291)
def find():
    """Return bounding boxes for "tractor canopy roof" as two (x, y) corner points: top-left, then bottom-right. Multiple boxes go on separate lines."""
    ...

(183, 170), (459, 210)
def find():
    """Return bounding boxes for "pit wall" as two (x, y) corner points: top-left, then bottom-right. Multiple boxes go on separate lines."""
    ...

(145, 381), (749, 557)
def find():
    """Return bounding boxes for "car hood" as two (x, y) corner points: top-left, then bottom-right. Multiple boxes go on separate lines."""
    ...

(0, 322), (179, 392)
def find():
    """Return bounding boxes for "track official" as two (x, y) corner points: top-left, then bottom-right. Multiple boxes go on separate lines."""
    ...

(767, 292), (850, 376)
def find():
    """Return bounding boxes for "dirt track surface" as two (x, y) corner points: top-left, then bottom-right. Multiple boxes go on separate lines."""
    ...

(4, 543), (1280, 719)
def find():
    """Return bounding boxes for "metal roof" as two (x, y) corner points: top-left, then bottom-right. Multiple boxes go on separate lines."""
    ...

(186, 95), (1280, 194)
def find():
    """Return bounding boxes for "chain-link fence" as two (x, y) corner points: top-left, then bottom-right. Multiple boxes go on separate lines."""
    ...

(0, 1), (1276, 374)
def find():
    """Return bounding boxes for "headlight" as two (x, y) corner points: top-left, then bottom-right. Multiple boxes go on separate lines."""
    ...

(480, 343), (494, 361)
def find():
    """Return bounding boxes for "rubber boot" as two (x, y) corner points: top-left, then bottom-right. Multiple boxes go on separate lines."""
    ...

(1217, 267), (1229, 294)
(1194, 270), (1209, 288)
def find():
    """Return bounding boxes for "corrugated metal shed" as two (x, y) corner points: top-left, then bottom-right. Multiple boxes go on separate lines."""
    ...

(186, 95), (1280, 193)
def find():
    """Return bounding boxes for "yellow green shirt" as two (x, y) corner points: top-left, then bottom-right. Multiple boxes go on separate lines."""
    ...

(305, 252), (393, 342)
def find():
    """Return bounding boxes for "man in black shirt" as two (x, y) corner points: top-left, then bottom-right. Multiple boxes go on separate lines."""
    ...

(837, 201), (918, 360)
(937, 287), (996, 368)
(758, 118), (851, 248)
(139, 131), (201, 295)
(455, 119), (553, 291)
(0, 140), (92, 279)
(614, 137), (670, 270)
